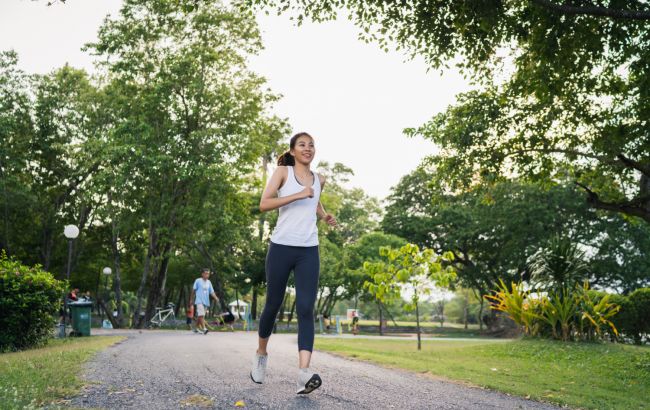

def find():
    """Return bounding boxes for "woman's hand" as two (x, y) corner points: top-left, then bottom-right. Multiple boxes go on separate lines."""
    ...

(321, 213), (337, 227)
(298, 186), (314, 199)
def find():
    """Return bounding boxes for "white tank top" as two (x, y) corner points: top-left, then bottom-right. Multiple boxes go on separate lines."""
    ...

(270, 166), (320, 247)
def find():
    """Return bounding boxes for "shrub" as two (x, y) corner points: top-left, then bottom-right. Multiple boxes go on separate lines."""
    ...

(577, 285), (619, 341)
(485, 280), (543, 337)
(486, 281), (619, 342)
(591, 288), (650, 345)
(628, 288), (650, 344)
(606, 293), (637, 342)
(0, 253), (65, 351)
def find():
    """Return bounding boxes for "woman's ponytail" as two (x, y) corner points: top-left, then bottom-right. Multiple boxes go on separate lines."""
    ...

(277, 151), (295, 166)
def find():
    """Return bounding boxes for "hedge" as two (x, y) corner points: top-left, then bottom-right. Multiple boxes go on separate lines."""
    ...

(0, 253), (65, 351)
(590, 288), (650, 345)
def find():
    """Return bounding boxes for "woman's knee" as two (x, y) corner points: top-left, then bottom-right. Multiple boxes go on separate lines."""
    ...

(296, 301), (314, 319)
(261, 300), (283, 317)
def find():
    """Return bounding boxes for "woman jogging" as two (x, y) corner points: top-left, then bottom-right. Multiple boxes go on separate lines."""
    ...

(250, 132), (337, 395)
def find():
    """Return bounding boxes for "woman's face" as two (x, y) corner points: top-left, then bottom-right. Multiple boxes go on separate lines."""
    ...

(291, 136), (315, 165)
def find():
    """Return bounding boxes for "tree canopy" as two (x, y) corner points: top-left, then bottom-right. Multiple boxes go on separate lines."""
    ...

(249, 0), (650, 223)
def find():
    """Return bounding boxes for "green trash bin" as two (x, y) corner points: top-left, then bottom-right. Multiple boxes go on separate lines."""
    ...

(69, 301), (92, 336)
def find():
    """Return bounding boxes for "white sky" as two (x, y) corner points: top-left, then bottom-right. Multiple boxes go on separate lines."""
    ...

(1, 0), (472, 200)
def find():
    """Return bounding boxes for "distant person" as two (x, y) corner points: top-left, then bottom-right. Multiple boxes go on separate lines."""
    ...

(67, 288), (79, 303)
(59, 287), (79, 323)
(190, 268), (219, 335)
(351, 313), (360, 336)
(250, 132), (337, 395)
(79, 291), (93, 313)
(187, 304), (196, 332)
(323, 314), (331, 333)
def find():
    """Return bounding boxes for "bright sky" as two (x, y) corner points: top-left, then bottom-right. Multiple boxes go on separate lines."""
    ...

(0, 0), (472, 200)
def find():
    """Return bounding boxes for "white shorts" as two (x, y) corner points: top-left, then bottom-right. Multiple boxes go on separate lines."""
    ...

(196, 303), (206, 317)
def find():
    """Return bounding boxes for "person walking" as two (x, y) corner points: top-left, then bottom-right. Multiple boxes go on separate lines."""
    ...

(190, 268), (219, 335)
(250, 132), (337, 395)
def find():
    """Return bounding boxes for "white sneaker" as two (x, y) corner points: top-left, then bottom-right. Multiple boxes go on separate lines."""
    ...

(250, 353), (268, 384)
(296, 368), (322, 394)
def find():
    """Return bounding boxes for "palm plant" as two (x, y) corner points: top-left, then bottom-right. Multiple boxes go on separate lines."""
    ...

(539, 288), (578, 341)
(484, 280), (542, 336)
(578, 282), (620, 341)
(527, 235), (590, 293)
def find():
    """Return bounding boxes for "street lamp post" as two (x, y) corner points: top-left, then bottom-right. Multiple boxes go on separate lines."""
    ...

(63, 225), (79, 281)
(61, 225), (79, 337)
(102, 267), (112, 322)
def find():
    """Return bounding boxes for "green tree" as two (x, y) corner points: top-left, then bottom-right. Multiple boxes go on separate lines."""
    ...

(384, 167), (650, 301)
(87, 0), (285, 326)
(343, 231), (406, 330)
(363, 243), (456, 349)
(250, 0), (650, 223)
(0, 54), (103, 279)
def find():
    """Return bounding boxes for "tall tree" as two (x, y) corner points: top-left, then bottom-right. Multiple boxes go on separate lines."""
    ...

(0, 54), (103, 276)
(88, 0), (284, 326)
(250, 0), (650, 223)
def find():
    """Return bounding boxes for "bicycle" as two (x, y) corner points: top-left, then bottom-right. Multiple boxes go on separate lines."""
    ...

(150, 302), (176, 327)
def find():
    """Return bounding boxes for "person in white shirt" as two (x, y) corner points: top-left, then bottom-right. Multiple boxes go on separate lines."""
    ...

(250, 132), (337, 395)
(190, 268), (219, 335)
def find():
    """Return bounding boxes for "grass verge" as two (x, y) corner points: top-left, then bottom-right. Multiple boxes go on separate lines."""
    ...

(315, 338), (650, 409)
(0, 336), (124, 409)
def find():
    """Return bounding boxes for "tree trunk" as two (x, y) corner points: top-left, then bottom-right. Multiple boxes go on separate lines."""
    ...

(235, 287), (241, 319)
(322, 292), (336, 317)
(133, 218), (154, 328)
(415, 300), (422, 351)
(326, 294), (339, 318)
(163, 287), (172, 307)
(98, 299), (119, 329)
(251, 285), (258, 320)
(378, 302), (383, 336)
(110, 212), (124, 328)
(478, 297), (485, 331)
(1, 164), (10, 255)
(315, 288), (324, 313)
(463, 290), (469, 330)
(379, 301), (399, 327)
(144, 248), (172, 324)
(175, 286), (184, 316)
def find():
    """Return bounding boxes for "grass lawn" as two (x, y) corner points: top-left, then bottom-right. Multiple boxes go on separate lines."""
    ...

(341, 319), (480, 330)
(0, 336), (124, 409)
(315, 337), (650, 409)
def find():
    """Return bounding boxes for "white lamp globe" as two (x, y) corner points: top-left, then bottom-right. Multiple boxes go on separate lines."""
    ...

(63, 225), (79, 239)
(102, 267), (112, 275)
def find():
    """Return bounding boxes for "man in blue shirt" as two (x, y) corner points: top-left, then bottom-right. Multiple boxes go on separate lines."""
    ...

(190, 268), (219, 335)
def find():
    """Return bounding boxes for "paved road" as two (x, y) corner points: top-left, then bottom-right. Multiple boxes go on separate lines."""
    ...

(73, 330), (559, 410)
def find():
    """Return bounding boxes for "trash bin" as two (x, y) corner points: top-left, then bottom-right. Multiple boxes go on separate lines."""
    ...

(69, 301), (93, 336)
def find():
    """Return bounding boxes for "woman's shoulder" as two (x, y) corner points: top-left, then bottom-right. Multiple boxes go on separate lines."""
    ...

(275, 165), (290, 174)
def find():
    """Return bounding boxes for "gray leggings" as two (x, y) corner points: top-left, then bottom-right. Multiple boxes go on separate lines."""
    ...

(258, 241), (320, 352)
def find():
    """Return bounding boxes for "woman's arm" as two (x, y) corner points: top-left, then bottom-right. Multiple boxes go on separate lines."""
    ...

(259, 166), (314, 212)
(316, 175), (337, 227)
